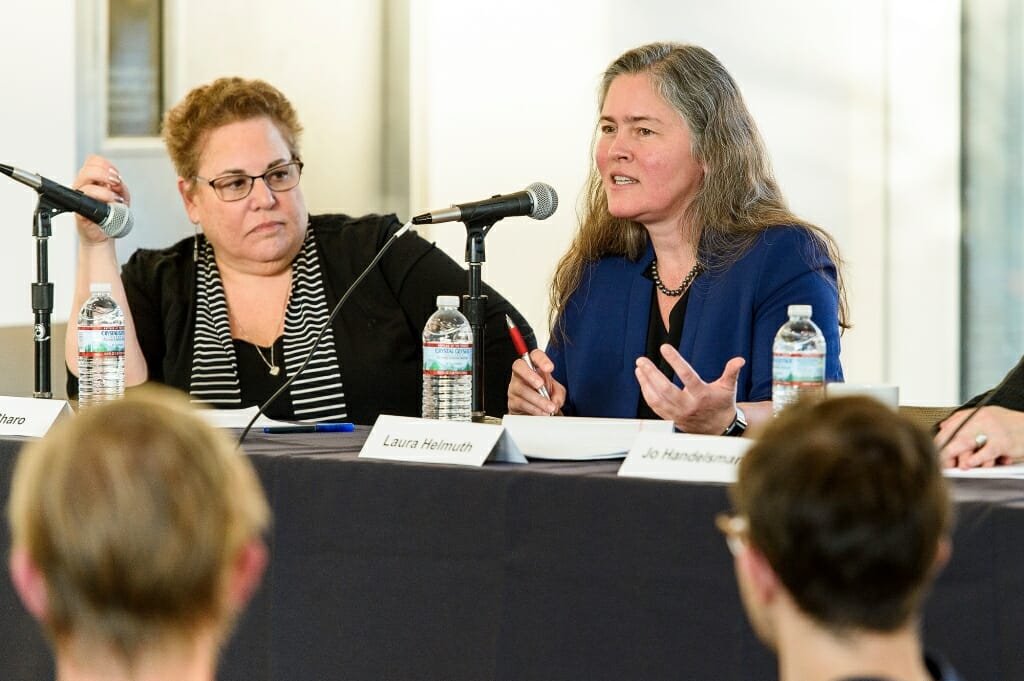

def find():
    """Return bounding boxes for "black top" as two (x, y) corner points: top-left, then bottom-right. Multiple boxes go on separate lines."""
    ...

(233, 338), (294, 420)
(637, 277), (690, 420)
(70, 213), (536, 424)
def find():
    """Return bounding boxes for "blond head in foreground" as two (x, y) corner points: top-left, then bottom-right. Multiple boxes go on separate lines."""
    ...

(7, 386), (269, 681)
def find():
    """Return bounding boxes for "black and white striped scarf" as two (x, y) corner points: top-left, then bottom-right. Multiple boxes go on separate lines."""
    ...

(189, 230), (348, 421)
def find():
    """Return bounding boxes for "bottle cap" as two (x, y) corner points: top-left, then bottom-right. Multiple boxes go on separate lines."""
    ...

(89, 282), (112, 294)
(787, 304), (812, 317)
(436, 295), (460, 308)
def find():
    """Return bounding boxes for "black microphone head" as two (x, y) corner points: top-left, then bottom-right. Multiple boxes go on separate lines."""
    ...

(526, 182), (558, 220)
(100, 202), (134, 238)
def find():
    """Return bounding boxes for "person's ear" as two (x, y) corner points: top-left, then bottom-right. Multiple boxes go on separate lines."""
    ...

(227, 539), (268, 610)
(932, 537), (952, 575)
(177, 177), (201, 225)
(9, 548), (49, 621)
(738, 544), (781, 605)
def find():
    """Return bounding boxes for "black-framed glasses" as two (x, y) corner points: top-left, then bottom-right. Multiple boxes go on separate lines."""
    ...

(715, 513), (749, 557)
(194, 160), (304, 202)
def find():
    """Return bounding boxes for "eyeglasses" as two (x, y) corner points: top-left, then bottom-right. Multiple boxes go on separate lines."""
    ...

(715, 513), (749, 557)
(194, 160), (304, 202)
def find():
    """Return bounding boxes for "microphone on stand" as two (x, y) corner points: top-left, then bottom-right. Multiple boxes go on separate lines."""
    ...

(0, 163), (134, 237)
(412, 182), (557, 418)
(412, 182), (558, 225)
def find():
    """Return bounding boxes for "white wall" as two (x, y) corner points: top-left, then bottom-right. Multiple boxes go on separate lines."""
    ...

(172, 1), (386, 218)
(0, 2), (78, 327)
(410, 0), (610, 343)
(887, 1), (961, 405)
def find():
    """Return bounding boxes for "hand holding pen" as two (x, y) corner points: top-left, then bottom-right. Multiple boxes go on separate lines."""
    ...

(505, 314), (564, 416)
(505, 314), (550, 400)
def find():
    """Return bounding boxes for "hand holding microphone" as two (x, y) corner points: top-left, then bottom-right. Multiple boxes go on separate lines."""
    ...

(0, 154), (134, 240)
(68, 155), (134, 241)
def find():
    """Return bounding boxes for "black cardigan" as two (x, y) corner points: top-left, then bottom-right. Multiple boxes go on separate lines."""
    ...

(71, 213), (536, 424)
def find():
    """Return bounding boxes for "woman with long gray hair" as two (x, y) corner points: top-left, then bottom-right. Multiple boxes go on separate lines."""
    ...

(508, 42), (847, 435)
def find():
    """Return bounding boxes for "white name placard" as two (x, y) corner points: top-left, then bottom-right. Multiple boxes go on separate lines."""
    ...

(0, 396), (74, 438)
(359, 415), (527, 466)
(617, 432), (752, 483)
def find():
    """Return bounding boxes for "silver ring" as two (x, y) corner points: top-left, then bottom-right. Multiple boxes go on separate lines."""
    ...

(974, 433), (988, 449)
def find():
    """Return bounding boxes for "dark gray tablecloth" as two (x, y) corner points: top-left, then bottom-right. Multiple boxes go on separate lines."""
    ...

(1, 430), (1022, 680)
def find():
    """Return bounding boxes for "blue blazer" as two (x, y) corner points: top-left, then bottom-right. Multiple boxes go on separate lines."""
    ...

(547, 226), (844, 417)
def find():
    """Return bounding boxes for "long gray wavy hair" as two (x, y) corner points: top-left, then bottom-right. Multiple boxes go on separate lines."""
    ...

(550, 42), (848, 337)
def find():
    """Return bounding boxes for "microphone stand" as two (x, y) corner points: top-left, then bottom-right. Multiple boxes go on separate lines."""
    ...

(463, 218), (494, 421)
(31, 196), (64, 399)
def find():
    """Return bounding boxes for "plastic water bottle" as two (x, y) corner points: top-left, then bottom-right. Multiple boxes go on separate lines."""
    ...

(772, 304), (826, 415)
(422, 295), (473, 421)
(77, 283), (126, 408)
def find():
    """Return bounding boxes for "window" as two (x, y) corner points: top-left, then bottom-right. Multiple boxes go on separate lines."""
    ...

(107, 0), (163, 137)
(961, 0), (1024, 398)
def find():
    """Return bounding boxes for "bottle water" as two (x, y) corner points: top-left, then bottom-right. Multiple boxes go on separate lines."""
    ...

(422, 295), (473, 421)
(772, 304), (826, 415)
(77, 283), (126, 408)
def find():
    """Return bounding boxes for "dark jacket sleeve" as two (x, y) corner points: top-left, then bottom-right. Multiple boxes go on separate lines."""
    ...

(960, 355), (1024, 411)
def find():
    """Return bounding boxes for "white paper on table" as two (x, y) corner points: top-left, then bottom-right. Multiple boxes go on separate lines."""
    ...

(501, 415), (674, 460)
(942, 463), (1024, 479)
(194, 406), (294, 429)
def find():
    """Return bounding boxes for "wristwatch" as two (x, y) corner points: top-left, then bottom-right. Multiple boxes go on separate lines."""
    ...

(722, 407), (747, 437)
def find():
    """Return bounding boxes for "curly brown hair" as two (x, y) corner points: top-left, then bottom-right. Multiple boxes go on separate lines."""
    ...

(162, 76), (303, 186)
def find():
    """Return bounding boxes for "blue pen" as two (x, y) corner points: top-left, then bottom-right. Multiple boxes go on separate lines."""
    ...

(263, 423), (355, 434)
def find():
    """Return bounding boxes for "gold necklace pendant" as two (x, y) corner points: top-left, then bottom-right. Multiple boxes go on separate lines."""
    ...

(226, 279), (291, 377)
(253, 343), (280, 376)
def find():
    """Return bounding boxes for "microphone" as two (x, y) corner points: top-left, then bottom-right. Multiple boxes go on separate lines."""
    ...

(411, 181), (558, 225)
(0, 163), (134, 237)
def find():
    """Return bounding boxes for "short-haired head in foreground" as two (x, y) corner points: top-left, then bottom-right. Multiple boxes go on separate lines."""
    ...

(7, 385), (269, 675)
(729, 395), (951, 636)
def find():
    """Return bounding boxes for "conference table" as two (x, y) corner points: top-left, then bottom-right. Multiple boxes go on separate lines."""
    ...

(0, 427), (1022, 680)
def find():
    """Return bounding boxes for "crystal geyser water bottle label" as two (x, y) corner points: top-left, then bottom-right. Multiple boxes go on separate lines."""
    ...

(772, 352), (824, 384)
(422, 295), (473, 421)
(772, 304), (827, 415)
(77, 326), (126, 355)
(422, 343), (472, 375)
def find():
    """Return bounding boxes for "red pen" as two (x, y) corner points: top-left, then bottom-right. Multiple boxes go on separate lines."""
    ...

(505, 314), (551, 400)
